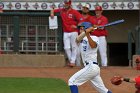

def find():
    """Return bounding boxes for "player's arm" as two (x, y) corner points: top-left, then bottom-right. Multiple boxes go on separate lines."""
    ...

(85, 29), (97, 48)
(50, 9), (54, 18)
(76, 26), (96, 44)
(121, 77), (136, 83)
(50, 9), (61, 18)
(71, 11), (84, 30)
(74, 10), (84, 25)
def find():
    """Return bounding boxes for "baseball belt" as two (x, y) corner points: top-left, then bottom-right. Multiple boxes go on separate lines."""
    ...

(85, 62), (98, 65)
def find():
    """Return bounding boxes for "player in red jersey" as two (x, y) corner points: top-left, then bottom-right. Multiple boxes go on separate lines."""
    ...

(91, 6), (109, 67)
(81, 3), (94, 24)
(50, 0), (84, 67)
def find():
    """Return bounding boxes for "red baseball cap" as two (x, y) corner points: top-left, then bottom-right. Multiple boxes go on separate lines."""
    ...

(64, 0), (71, 5)
(95, 6), (102, 11)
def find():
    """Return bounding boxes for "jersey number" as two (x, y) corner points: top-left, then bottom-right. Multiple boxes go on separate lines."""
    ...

(83, 46), (87, 51)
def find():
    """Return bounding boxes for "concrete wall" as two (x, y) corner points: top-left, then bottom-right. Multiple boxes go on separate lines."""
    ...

(0, 54), (65, 67)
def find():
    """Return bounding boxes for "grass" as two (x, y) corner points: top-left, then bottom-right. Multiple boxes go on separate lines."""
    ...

(0, 77), (70, 93)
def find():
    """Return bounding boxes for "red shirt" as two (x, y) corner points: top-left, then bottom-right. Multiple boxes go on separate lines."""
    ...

(54, 8), (84, 32)
(135, 76), (140, 86)
(90, 15), (108, 37)
(135, 76), (140, 93)
(83, 14), (94, 24)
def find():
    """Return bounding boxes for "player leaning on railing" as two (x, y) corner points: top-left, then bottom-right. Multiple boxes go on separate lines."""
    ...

(50, 0), (84, 67)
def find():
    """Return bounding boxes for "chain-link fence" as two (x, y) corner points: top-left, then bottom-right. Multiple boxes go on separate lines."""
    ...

(0, 12), (63, 54)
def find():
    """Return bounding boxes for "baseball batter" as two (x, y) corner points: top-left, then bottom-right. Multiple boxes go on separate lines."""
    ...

(68, 22), (112, 93)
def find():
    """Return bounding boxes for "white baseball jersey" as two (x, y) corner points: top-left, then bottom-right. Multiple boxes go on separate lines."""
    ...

(80, 36), (99, 66)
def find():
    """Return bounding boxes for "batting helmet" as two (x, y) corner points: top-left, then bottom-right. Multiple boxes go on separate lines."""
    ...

(78, 22), (92, 29)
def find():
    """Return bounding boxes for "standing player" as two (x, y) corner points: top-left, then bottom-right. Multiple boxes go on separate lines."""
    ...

(81, 3), (94, 23)
(91, 6), (108, 67)
(68, 22), (112, 93)
(50, 0), (84, 67)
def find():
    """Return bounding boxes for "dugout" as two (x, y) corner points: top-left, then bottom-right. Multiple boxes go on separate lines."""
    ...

(103, 10), (140, 66)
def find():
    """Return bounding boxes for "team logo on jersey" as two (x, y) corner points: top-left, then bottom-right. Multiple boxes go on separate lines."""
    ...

(68, 14), (73, 18)
(97, 20), (102, 25)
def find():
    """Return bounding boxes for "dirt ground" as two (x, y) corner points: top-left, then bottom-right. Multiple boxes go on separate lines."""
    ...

(0, 66), (139, 93)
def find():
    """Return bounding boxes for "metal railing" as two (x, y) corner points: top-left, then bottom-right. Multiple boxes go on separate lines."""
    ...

(0, 12), (63, 54)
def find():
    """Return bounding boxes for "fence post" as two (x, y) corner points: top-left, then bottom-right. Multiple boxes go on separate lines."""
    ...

(57, 15), (63, 52)
(128, 31), (132, 66)
(135, 26), (140, 55)
(13, 16), (20, 53)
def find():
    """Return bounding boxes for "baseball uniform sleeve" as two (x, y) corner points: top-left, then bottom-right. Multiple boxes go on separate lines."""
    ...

(73, 10), (84, 24)
(54, 8), (62, 13)
(135, 76), (140, 84)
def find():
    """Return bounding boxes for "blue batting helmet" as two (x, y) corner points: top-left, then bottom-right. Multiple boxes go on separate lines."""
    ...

(78, 22), (92, 29)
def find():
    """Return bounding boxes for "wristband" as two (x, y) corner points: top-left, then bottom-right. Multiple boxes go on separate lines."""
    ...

(123, 78), (130, 82)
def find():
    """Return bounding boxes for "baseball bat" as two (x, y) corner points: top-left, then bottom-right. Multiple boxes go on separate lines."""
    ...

(97, 19), (124, 29)
(76, 19), (125, 42)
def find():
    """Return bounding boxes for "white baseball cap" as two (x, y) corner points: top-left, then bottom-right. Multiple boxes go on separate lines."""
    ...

(82, 4), (90, 9)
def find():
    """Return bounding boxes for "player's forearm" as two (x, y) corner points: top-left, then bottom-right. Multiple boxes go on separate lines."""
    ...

(50, 9), (54, 16)
(86, 33), (97, 48)
(122, 77), (136, 83)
